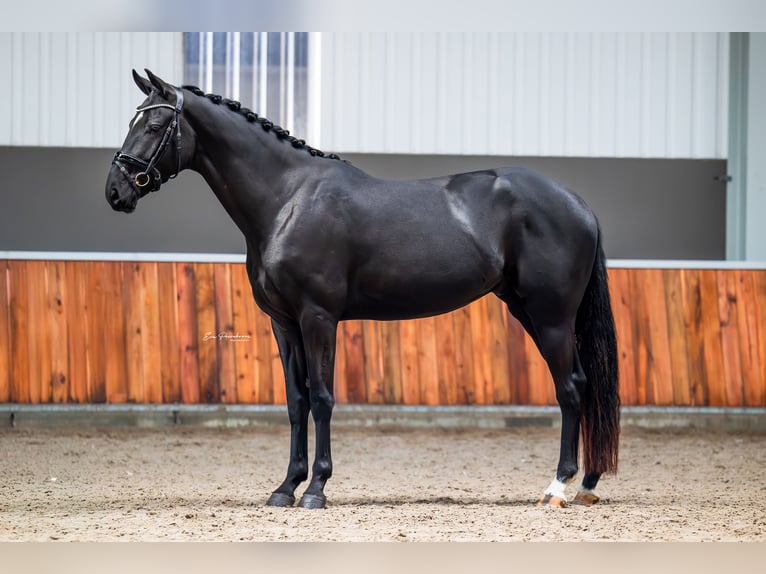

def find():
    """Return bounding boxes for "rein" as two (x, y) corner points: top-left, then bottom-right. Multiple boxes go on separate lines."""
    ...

(112, 87), (184, 195)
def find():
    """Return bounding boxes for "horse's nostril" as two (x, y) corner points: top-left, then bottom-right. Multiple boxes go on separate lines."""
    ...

(110, 187), (120, 202)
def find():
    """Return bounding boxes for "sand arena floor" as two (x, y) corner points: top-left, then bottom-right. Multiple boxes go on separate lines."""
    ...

(0, 424), (764, 541)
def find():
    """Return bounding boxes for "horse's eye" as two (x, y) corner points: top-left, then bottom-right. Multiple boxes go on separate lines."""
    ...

(148, 124), (162, 133)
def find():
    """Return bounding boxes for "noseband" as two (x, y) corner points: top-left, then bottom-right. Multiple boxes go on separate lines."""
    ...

(113, 87), (184, 195)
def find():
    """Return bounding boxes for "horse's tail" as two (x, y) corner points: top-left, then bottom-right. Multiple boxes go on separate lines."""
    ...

(575, 224), (620, 475)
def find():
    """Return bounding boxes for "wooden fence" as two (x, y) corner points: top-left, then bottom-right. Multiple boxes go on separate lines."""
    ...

(0, 260), (764, 407)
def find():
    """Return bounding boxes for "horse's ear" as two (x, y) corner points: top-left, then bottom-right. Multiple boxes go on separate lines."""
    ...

(132, 69), (153, 96)
(145, 69), (173, 100)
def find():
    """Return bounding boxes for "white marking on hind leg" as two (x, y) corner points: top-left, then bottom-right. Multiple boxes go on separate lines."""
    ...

(544, 477), (573, 502)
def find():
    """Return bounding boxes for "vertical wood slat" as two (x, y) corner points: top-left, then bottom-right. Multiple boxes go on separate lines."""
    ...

(399, 319), (420, 405)
(362, 320), (385, 404)
(176, 262), (200, 403)
(122, 262), (145, 403)
(140, 263), (162, 403)
(417, 317), (439, 405)
(8, 261), (29, 402)
(452, 306), (475, 404)
(662, 269), (691, 405)
(2, 261), (765, 408)
(195, 262), (218, 403)
(25, 261), (48, 404)
(609, 268), (637, 406)
(66, 261), (89, 403)
(85, 261), (107, 404)
(717, 270), (744, 406)
(214, 264), (237, 404)
(734, 270), (761, 407)
(0, 261), (10, 402)
(342, 320), (366, 403)
(47, 261), (69, 403)
(381, 321), (403, 404)
(103, 262), (128, 403)
(230, 264), (256, 404)
(255, 309), (276, 404)
(157, 263), (181, 403)
(753, 271), (766, 406)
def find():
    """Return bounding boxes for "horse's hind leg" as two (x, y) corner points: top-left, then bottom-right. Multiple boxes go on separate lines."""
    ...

(534, 323), (586, 507)
(266, 320), (310, 507)
(503, 294), (584, 506)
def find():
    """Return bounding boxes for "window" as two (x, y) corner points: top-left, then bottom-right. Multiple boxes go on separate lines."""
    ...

(183, 32), (311, 139)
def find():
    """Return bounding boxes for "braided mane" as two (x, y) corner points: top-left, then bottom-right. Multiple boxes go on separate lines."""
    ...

(181, 85), (343, 162)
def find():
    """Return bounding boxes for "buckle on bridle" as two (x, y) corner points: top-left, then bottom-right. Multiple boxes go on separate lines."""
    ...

(135, 172), (152, 188)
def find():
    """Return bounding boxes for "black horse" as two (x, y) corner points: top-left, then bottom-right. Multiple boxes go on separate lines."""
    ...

(106, 70), (620, 509)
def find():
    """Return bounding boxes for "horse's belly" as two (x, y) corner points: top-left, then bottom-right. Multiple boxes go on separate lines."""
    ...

(342, 265), (499, 321)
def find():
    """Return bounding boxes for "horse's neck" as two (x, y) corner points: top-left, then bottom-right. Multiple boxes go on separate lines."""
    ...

(186, 99), (300, 244)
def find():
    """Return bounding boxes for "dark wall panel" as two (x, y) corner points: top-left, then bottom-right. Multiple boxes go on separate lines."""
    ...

(0, 147), (726, 259)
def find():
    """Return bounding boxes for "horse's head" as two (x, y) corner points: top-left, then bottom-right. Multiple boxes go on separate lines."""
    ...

(106, 69), (192, 213)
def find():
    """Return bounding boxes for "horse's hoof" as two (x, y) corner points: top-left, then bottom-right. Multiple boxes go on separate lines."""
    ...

(266, 492), (295, 507)
(536, 494), (568, 508)
(298, 493), (327, 509)
(573, 490), (600, 506)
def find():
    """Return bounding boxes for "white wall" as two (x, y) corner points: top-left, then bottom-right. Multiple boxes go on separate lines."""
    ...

(320, 33), (729, 159)
(0, 33), (183, 148)
(0, 32), (730, 160)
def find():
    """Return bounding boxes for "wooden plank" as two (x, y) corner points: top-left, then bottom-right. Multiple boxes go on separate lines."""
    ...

(140, 262), (162, 403)
(734, 271), (760, 406)
(752, 271), (766, 406)
(717, 270), (744, 406)
(699, 270), (726, 406)
(487, 296), (511, 404)
(46, 261), (69, 403)
(434, 313), (457, 405)
(398, 319), (420, 405)
(176, 263), (200, 404)
(214, 264), (237, 404)
(122, 262), (145, 403)
(452, 306), (476, 404)
(195, 262), (219, 403)
(85, 261), (107, 403)
(230, 264), (256, 403)
(334, 320), (348, 404)
(341, 320), (366, 403)
(0, 261), (11, 402)
(362, 320), (385, 404)
(468, 298), (491, 404)
(662, 269), (691, 406)
(103, 262), (128, 403)
(254, 310), (275, 404)
(681, 269), (708, 406)
(8, 261), (30, 402)
(524, 332), (551, 406)
(504, 308), (529, 405)
(25, 261), (49, 404)
(608, 268), (638, 406)
(66, 261), (90, 403)
(417, 317), (440, 405)
(157, 263), (181, 403)
(636, 268), (673, 405)
(269, 318), (286, 404)
(380, 320), (403, 404)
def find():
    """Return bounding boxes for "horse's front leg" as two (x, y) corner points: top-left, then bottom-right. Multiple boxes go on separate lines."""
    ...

(296, 308), (338, 509)
(266, 320), (310, 507)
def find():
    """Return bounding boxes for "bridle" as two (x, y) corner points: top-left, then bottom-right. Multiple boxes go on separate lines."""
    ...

(112, 87), (185, 196)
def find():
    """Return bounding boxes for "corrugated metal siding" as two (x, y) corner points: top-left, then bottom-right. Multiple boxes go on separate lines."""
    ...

(0, 33), (183, 148)
(320, 33), (729, 159)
